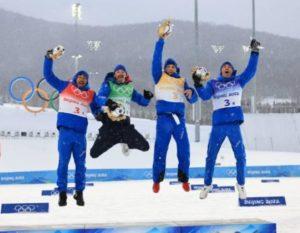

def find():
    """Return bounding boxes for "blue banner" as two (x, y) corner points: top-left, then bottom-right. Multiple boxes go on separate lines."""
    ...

(0, 230), (82, 233)
(1, 203), (49, 214)
(191, 185), (234, 192)
(85, 183), (94, 186)
(169, 181), (182, 185)
(191, 184), (218, 190)
(0, 165), (299, 185)
(211, 186), (235, 193)
(180, 223), (276, 233)
(261, 179), (280, 183)
(42, 189), (74, 196)
(53, 183), (94, 191)
(0, 222), (276, 233)
(239, 196), (286, 207)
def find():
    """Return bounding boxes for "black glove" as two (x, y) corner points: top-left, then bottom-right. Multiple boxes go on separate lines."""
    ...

(250, 39), (261, 53)
(45, 49), (53, 59)
(106, 99), (119, 111)
(143, 90), (154, 100)
(192, 72), (204, 88)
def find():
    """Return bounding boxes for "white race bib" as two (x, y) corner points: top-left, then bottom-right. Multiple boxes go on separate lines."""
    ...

(59, 96), (89, 117)
(212, 81), (242, 110)
(58, 83), (94, 118)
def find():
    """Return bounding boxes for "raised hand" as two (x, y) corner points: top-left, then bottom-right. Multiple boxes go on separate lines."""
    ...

(46, 45), (65, 60)
(191, 66), (210, 87)
(250, 39), (261, 53)
(143, 90), (154, 100)
(184, 89), (193, 99)
(157, 19), (173, 39)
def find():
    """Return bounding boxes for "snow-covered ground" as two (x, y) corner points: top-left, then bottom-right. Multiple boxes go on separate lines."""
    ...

(1, 103), (300, 172)
(1, 137), (300, 173)
(1, 104), (300, 232)
(0, 178), (300, 232)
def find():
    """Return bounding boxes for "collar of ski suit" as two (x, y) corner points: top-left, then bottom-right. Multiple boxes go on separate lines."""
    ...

(217, 75), (236, 82)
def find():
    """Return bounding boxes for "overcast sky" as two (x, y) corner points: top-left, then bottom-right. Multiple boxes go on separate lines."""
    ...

(0, 0), (299, 39)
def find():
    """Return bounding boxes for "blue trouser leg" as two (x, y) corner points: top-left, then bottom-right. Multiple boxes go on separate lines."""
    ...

(173, 117), (190, 182)
(57, 129), (72, 192)
(153, 114), (173, 183)
(204, 125), (226, 186)
(227, 124), (246, 185)
(72, 133), (87, 191)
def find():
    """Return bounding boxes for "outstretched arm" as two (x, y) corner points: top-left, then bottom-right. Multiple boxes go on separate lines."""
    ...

(184, 82), (198, 104)
(43, 57), (68, 92)
(131, 89), (150, 106)
(95, 80), (111, 109)
(152, 38), (164, 84)
(89, 94), (101, 117)
(237, 51), (259, 88)
(195, 81), (214, 101)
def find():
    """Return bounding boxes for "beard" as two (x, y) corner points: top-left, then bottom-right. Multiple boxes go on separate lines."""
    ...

(77, 80), (87, 87)
(116, 76), (126, 83)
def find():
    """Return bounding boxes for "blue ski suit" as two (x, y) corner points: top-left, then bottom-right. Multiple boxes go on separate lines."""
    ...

(152, 38), (198, 183)
(43, 57), (98, 192)
(195, 51), (259, 185)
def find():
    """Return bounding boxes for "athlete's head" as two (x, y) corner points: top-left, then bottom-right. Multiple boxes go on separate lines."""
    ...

(164, 58), (178, 76)
(114, 64), (127, 84)
(74, 70), (89, 88)
(220, 61), (236, 78)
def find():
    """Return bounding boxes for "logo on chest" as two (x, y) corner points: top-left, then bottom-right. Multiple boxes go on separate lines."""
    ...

(214, 81), (237, 91)
(70, 85), (89, 99)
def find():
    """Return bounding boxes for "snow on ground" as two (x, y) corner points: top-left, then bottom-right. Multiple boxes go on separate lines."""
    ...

(1, 104), (300, 232)
(1, 103), (300, 153)
(0, 178), (299, 233)
(1, 137), (300, 172)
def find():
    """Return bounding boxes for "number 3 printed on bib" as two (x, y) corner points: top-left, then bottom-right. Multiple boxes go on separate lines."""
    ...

(212, 82), (243, 110)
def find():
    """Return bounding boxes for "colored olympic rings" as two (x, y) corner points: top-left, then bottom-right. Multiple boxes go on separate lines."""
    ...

(49, 90), (59, 112)
(36, 78), (59, 101)
(22, 88), (49, 114)
(9, 77), (35, 103)
(9, 76), (60, 113)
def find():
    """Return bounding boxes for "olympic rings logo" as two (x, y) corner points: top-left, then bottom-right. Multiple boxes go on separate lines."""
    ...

(49, 190), (59, 195)
(70, 85), (89, 99)
(8, 77), (59, 114)
(22, 88), (49, 114)
(215, 81), (236, 90)
(9, 77), (35, 103)
(36, 78), (59, 102)
(14, 204), (37, 213)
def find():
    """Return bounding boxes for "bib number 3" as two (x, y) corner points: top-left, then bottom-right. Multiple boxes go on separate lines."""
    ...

(74, 106), (85, 115)
(224, 99), (230, 106)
